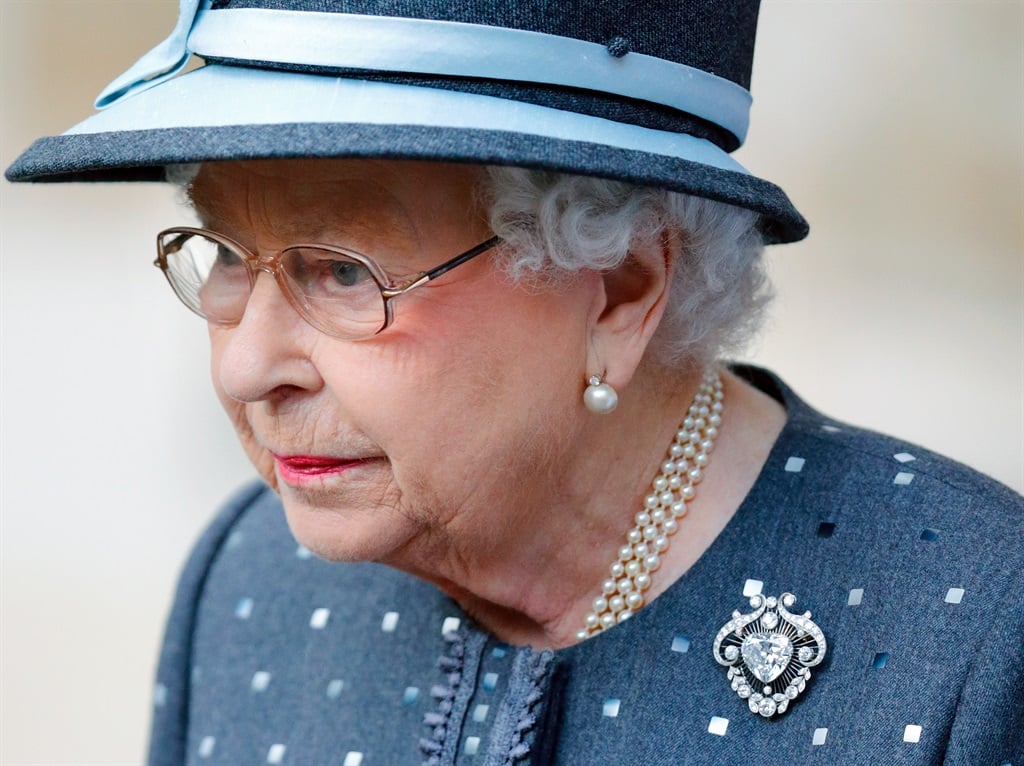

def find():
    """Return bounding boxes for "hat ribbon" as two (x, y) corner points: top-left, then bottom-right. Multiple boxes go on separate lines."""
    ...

(95, 6), (751, 145)
(95, 0), (205, 109)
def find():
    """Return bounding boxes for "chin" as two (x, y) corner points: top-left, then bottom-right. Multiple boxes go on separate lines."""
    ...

(279, 494), (415, 564)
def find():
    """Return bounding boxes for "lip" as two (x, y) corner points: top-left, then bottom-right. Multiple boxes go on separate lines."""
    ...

(273, 453), (379, 484)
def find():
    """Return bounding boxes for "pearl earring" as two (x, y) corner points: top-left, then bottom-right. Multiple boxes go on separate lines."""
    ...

(583, 374), (619, 414)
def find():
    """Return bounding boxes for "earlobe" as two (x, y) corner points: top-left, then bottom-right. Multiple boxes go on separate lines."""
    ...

(586, 231), (675, 391)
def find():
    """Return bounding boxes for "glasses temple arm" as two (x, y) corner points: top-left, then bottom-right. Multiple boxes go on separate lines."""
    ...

(381, 236), (501, 297)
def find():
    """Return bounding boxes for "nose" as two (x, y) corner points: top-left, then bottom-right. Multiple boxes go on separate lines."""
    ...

(214, 271), (323, 403)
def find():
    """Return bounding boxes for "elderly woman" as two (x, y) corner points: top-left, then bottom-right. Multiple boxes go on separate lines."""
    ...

(6, 1), (1022, 764)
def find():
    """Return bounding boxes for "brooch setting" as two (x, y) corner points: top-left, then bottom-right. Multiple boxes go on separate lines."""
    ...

(712, 592), (827, 718)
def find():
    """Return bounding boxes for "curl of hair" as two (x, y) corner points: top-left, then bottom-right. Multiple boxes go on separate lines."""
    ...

(482, 167), (772, 370)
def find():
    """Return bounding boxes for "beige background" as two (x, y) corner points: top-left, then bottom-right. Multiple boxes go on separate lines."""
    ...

(1, 1), (1021, 763)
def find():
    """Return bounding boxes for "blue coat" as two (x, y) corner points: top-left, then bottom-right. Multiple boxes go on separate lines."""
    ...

(147, 368), (1024, 765)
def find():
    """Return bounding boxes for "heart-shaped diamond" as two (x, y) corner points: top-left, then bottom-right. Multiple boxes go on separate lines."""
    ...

(740, 632), (793, 683)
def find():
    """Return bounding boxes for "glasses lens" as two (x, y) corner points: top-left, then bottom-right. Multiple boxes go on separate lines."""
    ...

(159, 231), (251, 323)
(280, 247), (387, 338)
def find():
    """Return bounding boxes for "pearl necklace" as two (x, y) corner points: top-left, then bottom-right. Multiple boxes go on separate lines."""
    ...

(576, 370), (723, 640)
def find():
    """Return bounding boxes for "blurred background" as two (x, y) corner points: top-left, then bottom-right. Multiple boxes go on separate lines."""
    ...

(1, 1), (1021, 763)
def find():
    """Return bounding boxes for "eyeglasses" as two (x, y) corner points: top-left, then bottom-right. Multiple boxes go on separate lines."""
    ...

(155, 227), (501, 340)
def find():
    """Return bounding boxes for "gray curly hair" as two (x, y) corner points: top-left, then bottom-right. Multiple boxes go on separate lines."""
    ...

(482, 167), (771, 370)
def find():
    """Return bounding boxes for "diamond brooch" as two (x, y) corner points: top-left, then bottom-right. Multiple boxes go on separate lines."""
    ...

(712, 592), (827, 718)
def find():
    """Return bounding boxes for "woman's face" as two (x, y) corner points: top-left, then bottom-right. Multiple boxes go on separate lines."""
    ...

(192, 159), (601, 566)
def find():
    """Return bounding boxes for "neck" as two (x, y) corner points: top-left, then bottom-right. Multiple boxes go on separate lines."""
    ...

(384, 366), (785, 649)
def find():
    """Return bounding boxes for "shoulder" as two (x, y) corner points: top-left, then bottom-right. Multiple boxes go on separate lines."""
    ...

(738, 365), (1023, 544)
(705, 366), (1024, 763)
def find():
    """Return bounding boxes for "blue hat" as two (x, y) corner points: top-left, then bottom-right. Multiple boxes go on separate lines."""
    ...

(5, 0), (808, 244)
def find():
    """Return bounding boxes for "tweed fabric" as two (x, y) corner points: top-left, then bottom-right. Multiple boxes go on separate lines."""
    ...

(145, 368), (1023, 765)
(6, 124), (801, 244)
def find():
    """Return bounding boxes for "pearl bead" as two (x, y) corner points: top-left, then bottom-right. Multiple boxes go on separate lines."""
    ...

(654, 535), (669, 552)
(681, 486), (695, 501)
(668, 475), (682, 489)
(616, 610), (632, 623)
(683, 444), (696, 459)
(602, 579), (617, 595)
(709, 413), (722, 427)
(635, 511), (651, 527)
(695, 453), (708, 467)
(644, 553), (661, 571)
(676, 429), (689, 442)
(694, 417), (707, 430)
(576, 629), (589, 641)
(653, 477), (668, 492)
(636, 573), (652, 591)
(669, 444), (684, 458)
(643, 525), (658, 540)
(583, 381), (618, 413)
(633, 543), (650, 558)
(663, 518), (678, 535)
(627, 528), (642, 545)
(644, 494), (658, 509)
(625, 560), (641, 578)
(688, 467), (703, 484)
(671, 501), (686, 517)
(609, 595), (625, 613)
(593, 596), (608, 613)
(610, 562), (625, 578)
(585, 613), (599, 629)
(661, 460), (676, 474)
(617, 578), (632, 594)
(651, 508), (666, 524)
(600, 613), (615, 629)
(626, 591), (643, 610)
(619, 544), (635, 561)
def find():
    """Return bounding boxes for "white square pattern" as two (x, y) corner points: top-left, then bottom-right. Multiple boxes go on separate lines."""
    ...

(945, 587), (965, 604)
(785, 456), (805, 473)
(708, 716), (729, 736)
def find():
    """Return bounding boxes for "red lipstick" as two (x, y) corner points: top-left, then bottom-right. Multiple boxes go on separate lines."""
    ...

(273, 454), (374, 483)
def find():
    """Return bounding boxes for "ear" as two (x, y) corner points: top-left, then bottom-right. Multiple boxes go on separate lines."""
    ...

(586, 230), (676, 390)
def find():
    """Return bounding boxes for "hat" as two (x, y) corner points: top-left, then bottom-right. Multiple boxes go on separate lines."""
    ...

(5, 0), (808, 244)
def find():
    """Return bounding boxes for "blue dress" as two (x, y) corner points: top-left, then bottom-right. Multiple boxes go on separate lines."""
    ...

(146, 368), (1024, 765)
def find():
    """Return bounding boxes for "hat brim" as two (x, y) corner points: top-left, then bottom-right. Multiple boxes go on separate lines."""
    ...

(5, 65), (808, 244)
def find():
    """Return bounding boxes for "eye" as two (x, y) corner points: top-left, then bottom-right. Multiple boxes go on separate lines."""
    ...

(330, 259), (371, 287)
(215, 244), (243, 267)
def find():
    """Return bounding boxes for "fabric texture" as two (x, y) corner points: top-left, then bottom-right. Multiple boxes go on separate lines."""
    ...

(146, 368), (1024, 765)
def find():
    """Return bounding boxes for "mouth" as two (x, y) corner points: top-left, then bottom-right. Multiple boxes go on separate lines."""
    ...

(272, 453), (380, 484)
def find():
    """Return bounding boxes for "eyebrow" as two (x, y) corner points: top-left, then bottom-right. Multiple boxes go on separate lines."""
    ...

(186, 182), (418, 251)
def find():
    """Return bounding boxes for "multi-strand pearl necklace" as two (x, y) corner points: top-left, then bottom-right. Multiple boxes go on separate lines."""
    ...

(576, 370), (723, 640)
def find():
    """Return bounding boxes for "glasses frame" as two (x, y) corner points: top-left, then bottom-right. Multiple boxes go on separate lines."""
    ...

(155, 226), (502, 339)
